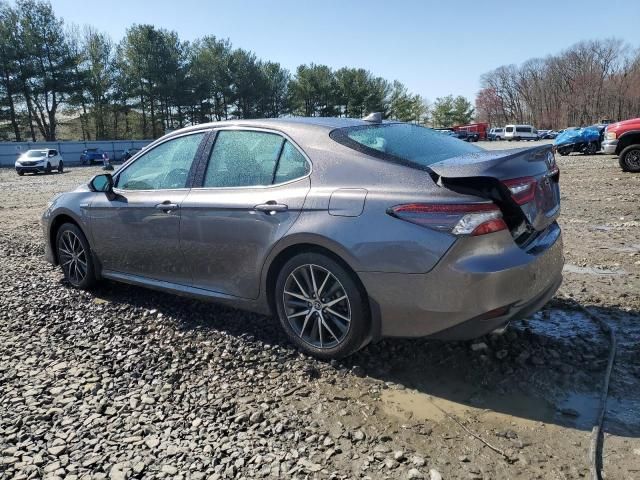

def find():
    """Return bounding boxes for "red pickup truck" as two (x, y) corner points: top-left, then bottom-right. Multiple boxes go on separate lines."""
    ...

(602, 117), (640, 172)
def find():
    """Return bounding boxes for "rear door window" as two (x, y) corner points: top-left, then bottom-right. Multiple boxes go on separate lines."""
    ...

(203, 131), (310, 188)
(204, 130), (283, 188)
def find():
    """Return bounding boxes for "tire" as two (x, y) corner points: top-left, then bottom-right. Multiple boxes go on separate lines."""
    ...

(55, 223), (97, 289)
(57, 161), (64, 173)
(275, 252), (369, 360)
(618, 144), (640, 172)
(17, 170), (24, 176)
(584, 142), (597, 155)
(45, 162), (51, 174)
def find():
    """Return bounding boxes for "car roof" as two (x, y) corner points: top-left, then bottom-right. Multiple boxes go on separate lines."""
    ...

(165, 117), (399, 138)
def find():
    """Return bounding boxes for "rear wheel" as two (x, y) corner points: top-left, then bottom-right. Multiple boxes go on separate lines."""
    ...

(57, 160), (64, 173)
(275, 252), (369, 360)
(619, 144), (640, 172)
(55, 223), (96, 289)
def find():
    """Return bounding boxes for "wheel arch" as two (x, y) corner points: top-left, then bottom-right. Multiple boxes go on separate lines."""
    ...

(616, 130), (640, 154)
(263, 239), (379, 346)
(49, 213), (86, 265)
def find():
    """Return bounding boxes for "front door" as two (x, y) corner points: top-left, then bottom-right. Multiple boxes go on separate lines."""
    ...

(88, 131), (207, 284)
(180, 129), (311, 298)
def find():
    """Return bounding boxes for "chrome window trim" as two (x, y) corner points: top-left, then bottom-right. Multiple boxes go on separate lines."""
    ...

(192, 126), (313, 191)
(113, 130), (210, 193)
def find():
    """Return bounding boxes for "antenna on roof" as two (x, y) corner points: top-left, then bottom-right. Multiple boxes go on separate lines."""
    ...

(363, 112), (382, 123)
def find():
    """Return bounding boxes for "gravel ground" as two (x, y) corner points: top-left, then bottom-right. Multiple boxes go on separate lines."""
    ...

(1, 143), (639, 479)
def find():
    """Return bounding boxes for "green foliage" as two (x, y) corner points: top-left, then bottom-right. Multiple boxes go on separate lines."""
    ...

(431, 95), (474, 127)
(0, 0), (441, 140)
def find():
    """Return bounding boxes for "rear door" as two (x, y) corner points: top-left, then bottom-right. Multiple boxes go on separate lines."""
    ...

(180, 128), (311, 298)
(88, 131), (208, 284)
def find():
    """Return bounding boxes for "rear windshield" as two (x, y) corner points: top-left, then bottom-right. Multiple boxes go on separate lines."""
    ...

(330, 123), (481, 168)
(506, 126), (514, 132)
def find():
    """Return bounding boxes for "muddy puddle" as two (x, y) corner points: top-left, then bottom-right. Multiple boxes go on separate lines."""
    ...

(374, 306), (639, 439)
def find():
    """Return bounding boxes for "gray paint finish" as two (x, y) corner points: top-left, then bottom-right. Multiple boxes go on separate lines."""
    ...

(42, 117), (563, 346)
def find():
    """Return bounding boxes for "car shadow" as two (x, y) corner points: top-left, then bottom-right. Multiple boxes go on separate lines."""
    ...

(81, 279), (639, 438)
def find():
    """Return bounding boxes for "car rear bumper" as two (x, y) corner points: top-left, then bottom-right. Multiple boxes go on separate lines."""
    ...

(601, 139), (618, 155)
(359, 222), (563, 340)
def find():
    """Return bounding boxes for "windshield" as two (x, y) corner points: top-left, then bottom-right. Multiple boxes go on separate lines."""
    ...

(26, 150), (47, 158)
(330, 123), (481, 168)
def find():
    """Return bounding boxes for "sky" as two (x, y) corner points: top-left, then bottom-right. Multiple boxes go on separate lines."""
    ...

(47, 0), (640, 102)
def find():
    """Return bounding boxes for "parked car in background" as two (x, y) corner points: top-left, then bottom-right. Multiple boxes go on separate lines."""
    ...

(504, 125), (539, 141)
(42, 117), (563, 359)
(122, 148), (141, 162)
(542, 130), (559, 139)
(553, 126), (602, 155)
(488, 127), (505, 140)
(602, 117), (640, 172)
(453, 130), (480, 142)
(536, 130), (550, 139)
(15, 149), (64, 176)
(80, 148), (106, 165)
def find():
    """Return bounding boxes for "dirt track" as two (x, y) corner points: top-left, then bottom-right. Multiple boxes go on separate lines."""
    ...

(0, 142), (639, 479)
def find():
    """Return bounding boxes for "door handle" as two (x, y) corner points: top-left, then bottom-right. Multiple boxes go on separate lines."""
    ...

(255, 202), (288, 215)
(155, 201), (179, 212)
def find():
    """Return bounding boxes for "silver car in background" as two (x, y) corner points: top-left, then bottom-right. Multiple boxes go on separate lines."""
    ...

(42, 117), (563, 359)
(16, 148), (64, 175)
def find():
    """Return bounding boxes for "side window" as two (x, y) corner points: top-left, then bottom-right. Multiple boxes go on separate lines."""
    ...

(204, 130), (283, 188)
(274, 141), (310, 183)
(116, 133), (204, 190)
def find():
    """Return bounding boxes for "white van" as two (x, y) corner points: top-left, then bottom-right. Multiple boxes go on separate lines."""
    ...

(504, 124), (538, 141)
(488, 127), (505, 140)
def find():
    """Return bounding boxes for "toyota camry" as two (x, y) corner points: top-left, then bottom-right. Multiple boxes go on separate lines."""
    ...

(42, 116), (563, 359)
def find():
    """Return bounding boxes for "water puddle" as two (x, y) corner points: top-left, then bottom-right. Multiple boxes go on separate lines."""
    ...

(555, 392), (640, 436)
(519, 308), (600, 340)
(563, 264), (626, 275)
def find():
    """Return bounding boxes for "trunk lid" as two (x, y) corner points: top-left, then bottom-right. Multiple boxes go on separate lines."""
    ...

(428, 145), (560, 245)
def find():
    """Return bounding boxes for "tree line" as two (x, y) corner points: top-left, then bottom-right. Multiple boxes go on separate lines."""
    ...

(475, 39), (640, 129)
(0, 0), (430, 141)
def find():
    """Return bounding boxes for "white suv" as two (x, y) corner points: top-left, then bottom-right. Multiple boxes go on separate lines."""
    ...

(15, 149), (64, 176)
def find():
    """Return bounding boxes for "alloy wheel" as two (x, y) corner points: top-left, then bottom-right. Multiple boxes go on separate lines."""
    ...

(58, 230), (88, 285)
(625, 149), (640, 170)
(282, 264), (351, 349)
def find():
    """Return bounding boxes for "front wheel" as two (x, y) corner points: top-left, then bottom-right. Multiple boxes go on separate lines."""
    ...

(17, 170), (24, 176)
(584, 142), (598, 155)
(619, 144), (640, 172)
(45, 162), (51, 174)
(56, 223), (97, 289)
(57, 161), (64, 173)
(275, 253), (369, 360)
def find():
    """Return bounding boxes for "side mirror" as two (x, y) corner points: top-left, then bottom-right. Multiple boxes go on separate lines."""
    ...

(89, 173), (114, 193)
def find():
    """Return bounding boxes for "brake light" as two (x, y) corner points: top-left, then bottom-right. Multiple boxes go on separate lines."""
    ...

(502, 177), (537, 205)
(388, 203), (508, 236)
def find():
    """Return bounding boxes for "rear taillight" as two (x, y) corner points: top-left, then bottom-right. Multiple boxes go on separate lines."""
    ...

(502, 176), (537, 205)
(388, 203), (508, 236)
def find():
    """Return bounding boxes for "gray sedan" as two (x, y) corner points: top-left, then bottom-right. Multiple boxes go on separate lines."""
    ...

(42, 117), (563, 359)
